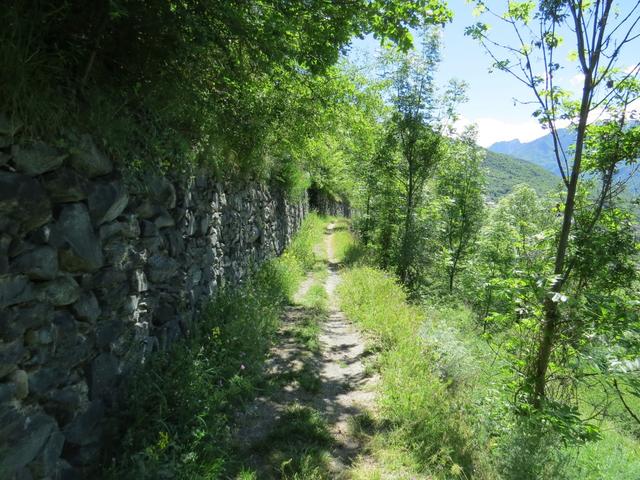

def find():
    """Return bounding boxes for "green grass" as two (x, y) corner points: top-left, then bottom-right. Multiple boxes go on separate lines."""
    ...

(300, 284), (328, 312)
(338, 266), (496, 479)
(248, 405), (334, 479)
(287, 213), (331, 273)
(101, 213), (328, 479)
(338, 235), (640, 480)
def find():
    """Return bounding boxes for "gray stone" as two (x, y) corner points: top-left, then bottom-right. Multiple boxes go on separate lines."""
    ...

(0, 339), (24, 378)
(28, 224), (51, 244)
(92, 268), (128, 309)
(120, 214), (141, 238)
(62, 400), (104, 447)
(98, 221), (123, 241)
(71, 291), (101, 323)
(69, 134), (113, 178)
(30, 327), (53, 345)
(0, 172), (52, 235)
(52, 311), (78, 351)
(153, 301), (175, 326)
(188, 266), (202, 286)
(31, 430), (65, 477)
(87, 180), (129, 225)
(44, 382), (89, 424)
(103, 240), (139, 270)
(1, 303), (53, 341)
(99, 215), (140, 241)
(0, 382), (17, 402)
(0, 233), (10, 270)
(95, 320), (125, 350)
(165, 229), (185, 256)
(55, 203), (103, 272)
(28, 368), (69, 396)
(124, 295), (140, 315)
(135, 199), (162, 219)
(10, 369), (28, 399)
(147, 255), (179, 283)
(11, 246), (58, 280)
(0, 275), (34, 309)
(12, 142), (66, 175)
(0, 406), (57, 474)
(36, 276), (80, 306)
(146, 175), (177, 209)
(90, 354), (120, 400)
(131, 269), (148, 292)
(42, 168), (89, 203)
(184, 210), (197, 236)
(154, 208), (175, 228)
(8, 238), (36, 258)
(141, 219), (159, 237)
(200, 216), (210, 235)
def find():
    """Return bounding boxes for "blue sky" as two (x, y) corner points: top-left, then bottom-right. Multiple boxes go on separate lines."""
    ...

(347, 0), (640, 147)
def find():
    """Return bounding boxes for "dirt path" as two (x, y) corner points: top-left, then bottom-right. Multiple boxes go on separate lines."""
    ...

(234, 222), (377, 478)
(317, 224), (377, 472)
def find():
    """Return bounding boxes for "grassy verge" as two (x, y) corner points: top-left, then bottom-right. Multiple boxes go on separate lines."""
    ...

(338, 227), (640, 480)
(102, 213), (328, 479)
(338, 267), (496, 479)
(245, 404), (334, 480)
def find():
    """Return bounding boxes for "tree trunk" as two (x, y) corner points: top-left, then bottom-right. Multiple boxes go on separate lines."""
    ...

(531, 73), (592, 406)
(399, 164), (414, 284)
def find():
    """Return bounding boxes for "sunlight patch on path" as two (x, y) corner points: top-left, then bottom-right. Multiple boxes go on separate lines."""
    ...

(233, 220), (377, 478)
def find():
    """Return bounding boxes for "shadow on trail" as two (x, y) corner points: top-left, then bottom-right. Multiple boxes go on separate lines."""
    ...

(231, 223), (379, 479)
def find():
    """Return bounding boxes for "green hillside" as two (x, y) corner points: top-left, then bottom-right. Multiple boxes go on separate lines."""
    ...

(483, 149), (560, 199)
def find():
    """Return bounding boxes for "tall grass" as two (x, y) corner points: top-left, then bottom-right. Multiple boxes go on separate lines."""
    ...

(338, 267), (496, 479)
(338, 232), (640, 480)
(102, 214), (327, 479)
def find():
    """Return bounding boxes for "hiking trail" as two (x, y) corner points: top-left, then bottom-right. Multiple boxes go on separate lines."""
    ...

(234, 222), (377, 478)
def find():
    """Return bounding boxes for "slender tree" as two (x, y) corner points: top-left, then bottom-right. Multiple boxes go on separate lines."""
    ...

(467, 0), (640, 406)
(437, 127), (485, 292)
(379, 32), (466, 286)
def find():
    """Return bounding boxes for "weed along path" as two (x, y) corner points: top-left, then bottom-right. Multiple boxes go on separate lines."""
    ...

(234, 220), (377, 479)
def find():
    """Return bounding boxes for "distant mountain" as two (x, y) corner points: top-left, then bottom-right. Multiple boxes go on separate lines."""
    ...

(489, 128), (639, 197)
(489, 129), (575, 176)
(482, 149), (560, 200)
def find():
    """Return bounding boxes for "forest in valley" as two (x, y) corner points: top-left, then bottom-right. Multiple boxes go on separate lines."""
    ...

(2, 0), (640, 479)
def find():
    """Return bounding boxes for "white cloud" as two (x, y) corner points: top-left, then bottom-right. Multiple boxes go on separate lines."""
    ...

(455, 116), (548, 147)
(569, 72), (584, 90)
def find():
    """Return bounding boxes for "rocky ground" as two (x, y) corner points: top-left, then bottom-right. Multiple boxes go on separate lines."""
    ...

(233, 223), (377, 479)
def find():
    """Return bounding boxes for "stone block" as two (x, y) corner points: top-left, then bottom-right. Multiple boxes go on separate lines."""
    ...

(36, 276), (80, 306)
(0, 275), (34, 309)
(71, 291), (101, 323)
(12, 142), (66, 175)
(42, 168), (89, 203)
(87, 180), (129, 225)
(55, 203), (103, 272)
(0, 171), (52, 235)
(11, 246), (58, 280)
(0, 406), (58, 474)
(69, 134), (112, 178)
(28, 367), (69, 396)
(147, 255), (179, 283)
(89, 354), (120, 400)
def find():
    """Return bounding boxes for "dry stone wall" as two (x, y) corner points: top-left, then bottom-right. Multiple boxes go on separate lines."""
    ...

(309, 188), (350, 218)
(0, 131), (310, 479)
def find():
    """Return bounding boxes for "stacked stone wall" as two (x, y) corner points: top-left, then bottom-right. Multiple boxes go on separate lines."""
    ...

(0, 131), (309, 479)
